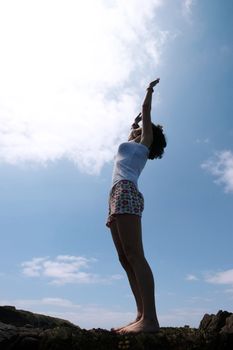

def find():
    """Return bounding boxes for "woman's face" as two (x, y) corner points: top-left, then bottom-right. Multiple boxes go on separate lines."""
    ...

(128, 127), (142, 142)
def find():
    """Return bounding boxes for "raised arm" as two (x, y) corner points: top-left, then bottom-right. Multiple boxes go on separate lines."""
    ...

(141, 78), (160, 147)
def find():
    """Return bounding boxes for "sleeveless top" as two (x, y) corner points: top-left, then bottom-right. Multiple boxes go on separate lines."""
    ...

(111, 141), (149, 189)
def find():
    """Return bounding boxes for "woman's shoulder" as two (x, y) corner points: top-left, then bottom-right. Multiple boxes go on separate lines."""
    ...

(139, 142), (149, 151)
(118, 141), (149, 152)
(128, 141), (149, 154)
(139, 139), (151, 150)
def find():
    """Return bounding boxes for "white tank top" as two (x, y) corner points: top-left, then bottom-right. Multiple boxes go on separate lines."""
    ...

(111, 141), (149, 189)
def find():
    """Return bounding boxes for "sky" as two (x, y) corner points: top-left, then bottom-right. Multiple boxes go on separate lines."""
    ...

(0, 0), (233, 330)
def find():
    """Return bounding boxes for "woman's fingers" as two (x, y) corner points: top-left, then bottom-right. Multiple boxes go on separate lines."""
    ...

(135, 112), (142, 123)
(149, 78), (160, 87)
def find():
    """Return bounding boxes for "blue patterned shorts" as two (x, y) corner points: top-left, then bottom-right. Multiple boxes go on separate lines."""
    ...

(106, 180), (144, 228)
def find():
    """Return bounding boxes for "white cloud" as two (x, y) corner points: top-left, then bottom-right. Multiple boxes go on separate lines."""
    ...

(0, 297), (208, 328)
(186, 274), (198, 281)
(225, 288), (233, 293)
(182, 0), (196, 21)
(159, 307), (207, 327)
(205, 269), (233, 286)
(0, 298), (135, 330)
(0, 0), (168, 174)
(195, 138), (209, 144)
(224, 288), (233, 299)
(187, 296), (213, 303)
(201, 150), (233, 193)
(0, 297), (81, 310)
(21, 257), (49, 277)
(21, 255), (124, 285)
(50, 305), (135, 330)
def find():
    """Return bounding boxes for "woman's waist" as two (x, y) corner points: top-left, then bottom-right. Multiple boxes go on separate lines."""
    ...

(109, 179), (143, 198)
(112, 176), (138, 190)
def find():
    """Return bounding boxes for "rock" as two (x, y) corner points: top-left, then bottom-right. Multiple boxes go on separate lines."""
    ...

(199, 310), (231, 333)
(17, 336), (39, 350)
(3, 305), (16, 311)
(0, 306), (232, 350)
(0, 305), (78, 329)
(0, 321), (17, 343)
(221, 314), (233, 334)
(199, 313), (212, 330)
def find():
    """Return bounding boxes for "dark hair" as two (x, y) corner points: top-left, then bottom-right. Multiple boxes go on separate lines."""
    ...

(148, 123), (167, 160)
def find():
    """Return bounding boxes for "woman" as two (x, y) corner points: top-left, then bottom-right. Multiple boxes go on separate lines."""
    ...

(106, 78), (167, 334)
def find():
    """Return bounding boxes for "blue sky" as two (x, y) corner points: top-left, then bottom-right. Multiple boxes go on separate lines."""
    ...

(0, 0), (232, 330)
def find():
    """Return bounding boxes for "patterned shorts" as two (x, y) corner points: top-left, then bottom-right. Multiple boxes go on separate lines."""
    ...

(106, 180), (144, 228)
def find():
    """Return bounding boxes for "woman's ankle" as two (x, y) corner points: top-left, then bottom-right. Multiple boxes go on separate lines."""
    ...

(136, 313), (143, 320)
(141, 315), (159, 323)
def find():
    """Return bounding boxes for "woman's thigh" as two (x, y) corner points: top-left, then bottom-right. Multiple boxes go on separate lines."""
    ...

(115, 214), (145, 259)
(110, 220), (127, 260)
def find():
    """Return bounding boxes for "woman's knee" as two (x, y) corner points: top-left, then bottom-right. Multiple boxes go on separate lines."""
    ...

(118, 252), (130, 267)
(127, 251), (145, 265)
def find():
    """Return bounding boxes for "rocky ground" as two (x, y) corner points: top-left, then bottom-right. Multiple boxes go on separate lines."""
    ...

(0, 306), (232, 349)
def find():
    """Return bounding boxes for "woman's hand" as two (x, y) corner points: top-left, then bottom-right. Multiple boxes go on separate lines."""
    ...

(148, 78), (160, 89)
(134, 112), (142, 124)
(131, 112), (142, 129)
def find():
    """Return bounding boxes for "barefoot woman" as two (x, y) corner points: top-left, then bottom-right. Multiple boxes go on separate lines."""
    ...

(106, 79), (167, 334)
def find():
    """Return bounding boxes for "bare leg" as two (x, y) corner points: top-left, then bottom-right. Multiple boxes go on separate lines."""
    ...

(115, 214), (159, 334)
(110, 221), (143, 330)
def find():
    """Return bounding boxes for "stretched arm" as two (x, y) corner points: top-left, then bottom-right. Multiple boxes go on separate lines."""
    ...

(141, 78), (160, 147)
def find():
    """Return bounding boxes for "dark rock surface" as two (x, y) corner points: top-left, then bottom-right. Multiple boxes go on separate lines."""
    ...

(0, 305), (77, 329)
(0, 306), (232, 349)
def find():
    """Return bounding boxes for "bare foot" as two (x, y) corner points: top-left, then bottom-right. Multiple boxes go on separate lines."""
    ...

(118, 319), (160, 334)
(111, 315), (142, 332)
